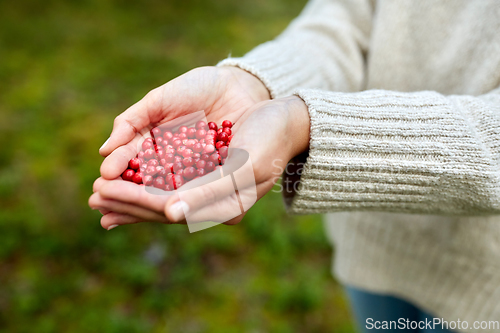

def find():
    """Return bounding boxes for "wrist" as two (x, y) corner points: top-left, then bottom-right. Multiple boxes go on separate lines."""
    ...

(279, 96), (311, 159)
(225, 66), (271, 102)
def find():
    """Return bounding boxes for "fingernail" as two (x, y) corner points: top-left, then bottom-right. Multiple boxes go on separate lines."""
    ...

(107, 224), (119, 230)
(169, 201), (189, 222)
(100, 138), (110, 151)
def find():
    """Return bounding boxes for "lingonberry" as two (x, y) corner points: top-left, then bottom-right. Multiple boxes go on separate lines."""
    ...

(147, 159), (159, 167)
(217, 132), (229, 142)
(163, 153), (175, 163)
(140, 163), (147, 172)
(178, 132), (188, 140)
(201, 153), (210, 161)
(208, 122), (218, 131)
(178, 126), (188, 133)
(172, 161), (183, 173)
(204, 144), (215, 154)
(132, 172), (143, 184)
(143, 175), (154, 186)
(222, 127), (231, 136)
(209, 152), (221, 165)
(195, 129), (206, 140)
(222, 120), (232, 128)
(164, 163), (174, 173)
(145, 165), (158, 176)
(217, 128), (223, 135)
(137, 151), (145, 159)
(174, 155), (183, 163)
(142, 140), (154, 151)
(205, 161), (216, 172)
(183, 166), (196, 180)
(153, 176), (165, 189)
(182, 157), (194, 167)
(196, 168), (206, 177)
(164, 184), (173, 191)
(193, 142), (203, 153)
(182, 149), (193, 158)
(221, 158), (226, 165)
(122, 169), (135, 181)
(196, 159), (206, 169)
(163, 131), (174, 141)
(215, 141), (225, 149)
(155, 137), (163, 146)
(151, 127), (162, 138)
(193, 153), (201, 159)
(144, 148), (156, 160)
(196, 121), (208, 130)
(187, 127), (197, 139)
(129, 157), (140, 170)
(176, 145), (186, 155)
(219, 146), (228, 158)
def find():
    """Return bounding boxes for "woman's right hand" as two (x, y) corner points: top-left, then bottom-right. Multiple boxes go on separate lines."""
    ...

(90, 66), (270, 228)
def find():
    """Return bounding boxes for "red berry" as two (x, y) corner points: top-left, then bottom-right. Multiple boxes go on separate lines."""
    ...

(215, 141), (225, 149)
(137, 151), (145, 159)
(182, 157), (194, 167)
(187, 127), (197, 139)
(217, 132), (229, 142)
(201, 153), (210, 161)
(140, 163), (147, 172)
(209, 152), (221, 165)
(196, 168), (206, 177)
(158, 167), (170, 177)
(144, 148), (156, 160)
(164, 184), (173, 191)
(164, 163), (174, 173)
(132, 172), (143, 184)
(122, 169), (135, 181)
(222, 127), (232, 136)
(142, 140), (154, 151)
(217, 128), (223, 135)
(145, 165), (158, 176)
(147, 159), (159, 167)
(163, 153), (175, 163)
(196, 160), (206, 169)
(167, 174), (184, 189)
(208, 122), (218, 131)
(219, 146), (228, 158)
(173, 161), (184, 173)
(193, 142), (203, 153)
(151, 127), (162, 138)
(178, 132), (188, 140)
(182, 149), (193, 158)
(165, 146), (175, 154)
(183, 166), (196, 180)
(207, 129), (217, 137)
(196, 121), (208, 130)
(177, 145), (186, 155)
(178, 126), (188, 133)
(227, 135), (233, 143)
(155, 137), (164, 146)
(163, 131), (174, 141)
(222, 120), (232, 128)
(129, 158), (140, 170)
(205, 161), (215, 172)
(195, 129), (206, 140)
(221, 158), (226, 165)
(153, 176), (165, 189)
(204, 144), (215, 154)
(204, 135), (215, 146)
(174, 155), (183, 163)
(143, 175), (154, 186)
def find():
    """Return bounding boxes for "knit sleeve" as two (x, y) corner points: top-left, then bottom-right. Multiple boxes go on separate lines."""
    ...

(283, 87), (500, 216)
(217, 0), (373, 98)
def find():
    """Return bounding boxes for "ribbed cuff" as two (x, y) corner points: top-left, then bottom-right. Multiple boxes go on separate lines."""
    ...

(285, 88), (499, 215)
(217, 41), (321, 99)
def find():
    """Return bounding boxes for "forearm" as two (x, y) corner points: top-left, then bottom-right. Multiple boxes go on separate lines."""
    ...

(284, 87), (500, 216)
(217, 0), (373, 98)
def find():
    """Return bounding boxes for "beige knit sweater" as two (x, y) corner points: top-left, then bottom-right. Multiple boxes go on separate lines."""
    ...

(218, 0), (500, 331)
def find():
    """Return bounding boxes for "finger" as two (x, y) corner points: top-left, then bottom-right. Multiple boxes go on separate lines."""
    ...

(98, 179), (171, 214)
(101, 212), (143, 230)
(100, 134), (142, 180)
(93, 176), (121, 192)
(89, 192), (168, 223)
(99, 87), (164, 157)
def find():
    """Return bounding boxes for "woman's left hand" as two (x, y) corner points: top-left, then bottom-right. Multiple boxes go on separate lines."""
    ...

(89, 96), (310, 228)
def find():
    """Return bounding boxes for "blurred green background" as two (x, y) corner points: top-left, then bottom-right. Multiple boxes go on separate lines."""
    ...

(0, 0), (355, 332)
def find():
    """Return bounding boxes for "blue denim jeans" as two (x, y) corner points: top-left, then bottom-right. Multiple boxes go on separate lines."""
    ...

(346, 286), (455, 333)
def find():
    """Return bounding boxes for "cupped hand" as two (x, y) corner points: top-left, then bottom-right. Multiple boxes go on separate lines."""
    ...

(90, 95), (310, 229)
(90, 66), (270, 229)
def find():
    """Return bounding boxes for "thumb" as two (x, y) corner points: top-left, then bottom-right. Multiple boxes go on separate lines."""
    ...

(99, 87), (164, 157)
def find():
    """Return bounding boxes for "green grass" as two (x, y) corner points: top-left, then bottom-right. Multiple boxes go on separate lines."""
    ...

(0, 0), (355, 331)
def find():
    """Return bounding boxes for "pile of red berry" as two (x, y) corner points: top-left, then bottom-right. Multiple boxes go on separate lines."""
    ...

(122, 120), (233, 191)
